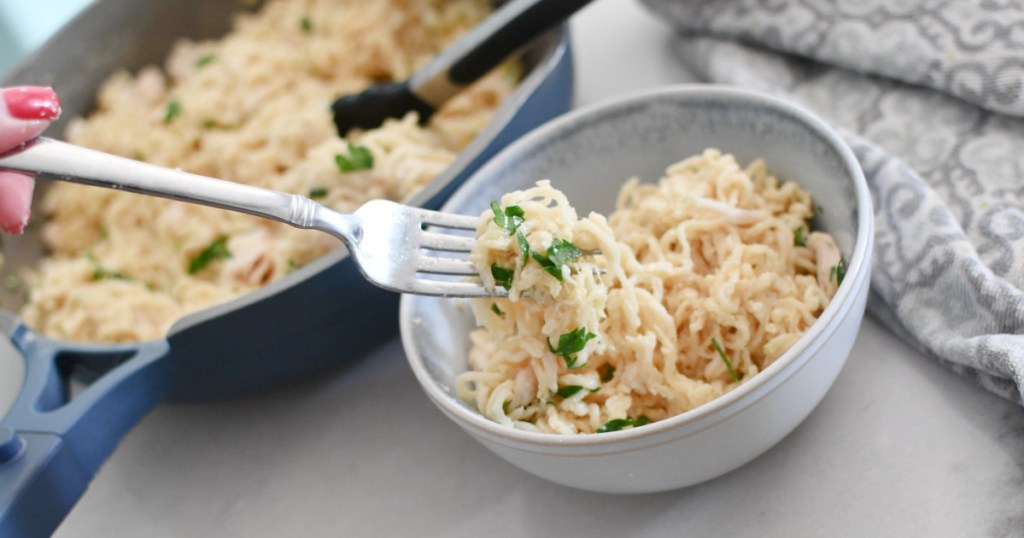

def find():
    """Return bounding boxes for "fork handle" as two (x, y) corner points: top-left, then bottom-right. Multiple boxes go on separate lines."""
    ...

(0, 137), (353, 238)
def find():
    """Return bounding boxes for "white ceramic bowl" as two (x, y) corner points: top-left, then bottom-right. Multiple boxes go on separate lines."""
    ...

(400, 85), (873, 494)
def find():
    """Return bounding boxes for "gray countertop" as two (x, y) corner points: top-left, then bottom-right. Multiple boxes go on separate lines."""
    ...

(30, 1), (1024, 536)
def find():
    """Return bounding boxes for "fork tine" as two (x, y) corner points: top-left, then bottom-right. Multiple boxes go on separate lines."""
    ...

(415, 209), (479, 230)
(409, 279), (507, 298)
(415, 255), (477, 276)
(419, 231), (475, 252)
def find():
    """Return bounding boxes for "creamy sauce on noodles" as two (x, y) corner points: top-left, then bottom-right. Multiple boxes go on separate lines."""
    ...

(460, 149), (842, 434)
(14, 0), (515, 343)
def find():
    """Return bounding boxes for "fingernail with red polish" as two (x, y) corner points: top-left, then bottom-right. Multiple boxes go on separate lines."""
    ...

(4, 87), (61, 121)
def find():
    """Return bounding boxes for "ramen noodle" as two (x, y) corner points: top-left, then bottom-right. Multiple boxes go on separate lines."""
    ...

(15, 0), (516, 342)
(460, 149), (843, 434)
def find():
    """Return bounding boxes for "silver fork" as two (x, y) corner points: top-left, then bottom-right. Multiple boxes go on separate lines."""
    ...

(0, 137), (503, 298)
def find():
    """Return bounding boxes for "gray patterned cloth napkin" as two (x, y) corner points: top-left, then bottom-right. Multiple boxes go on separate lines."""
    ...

(641, 0), (1024, 405)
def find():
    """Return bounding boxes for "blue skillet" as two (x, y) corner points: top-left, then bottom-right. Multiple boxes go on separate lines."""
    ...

(0, 0), (578, 534)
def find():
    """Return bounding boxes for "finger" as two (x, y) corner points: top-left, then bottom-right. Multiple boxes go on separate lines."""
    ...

(0, 86), (61, 151)
(0, 171), (34, 234)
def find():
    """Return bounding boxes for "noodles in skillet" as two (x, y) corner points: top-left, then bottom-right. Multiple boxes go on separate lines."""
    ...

(460, 149), (843, 434)
(14, 0), (516, 342)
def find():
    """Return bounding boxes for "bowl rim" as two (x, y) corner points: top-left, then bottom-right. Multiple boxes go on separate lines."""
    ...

(400, 83), (873, 448)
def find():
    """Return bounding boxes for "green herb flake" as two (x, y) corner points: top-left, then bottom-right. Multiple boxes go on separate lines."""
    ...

(491, 303), (504, 316)
(490, 201), (525, 235)
(163, 100), (182, 124)
(516, 230), (530, 262)
(202, 118), (217, 129)
(600, 365), (616, 383)
(334, 142), (374, 172)
(830, 257), (848, 286)
(546, 327), (596, 369)
(490, 263), (514, 289)
(793, 226), (807, 247)
(195, 53), (216, 68)
(556, 385), (585, 399)
(597, 416), (648, 433)
(188, 237), (232, 275)
(531, 238), (582, 281)
(308, 187), (329, 199)
(85, 251), (131, 282)
(711, 337), (740, 383)
(300, 15), (313, 34)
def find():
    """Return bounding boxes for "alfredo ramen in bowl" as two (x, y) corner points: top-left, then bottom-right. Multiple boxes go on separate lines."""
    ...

(400, 86), (873, 493)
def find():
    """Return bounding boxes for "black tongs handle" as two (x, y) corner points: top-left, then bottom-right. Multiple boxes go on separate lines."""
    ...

(331, 0), (592, 135)
(443, 0), (594, 87)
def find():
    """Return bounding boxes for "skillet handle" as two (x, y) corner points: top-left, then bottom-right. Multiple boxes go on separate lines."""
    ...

(0, 312), (171, 537)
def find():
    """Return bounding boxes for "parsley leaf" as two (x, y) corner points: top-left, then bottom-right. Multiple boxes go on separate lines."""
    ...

(164, 100), (182, 124)
(556, 385), (585, 399)
(546, 327), (596, 369)
(711, 337), (740, 382)
(531, 239), (582, 281)
(516, 231), (530, 262)
(86, 251), (131, 282)
(491, 263), (514, 289)
(600, 365), (616, 383)
(195, 53), (216, 68)
(829, 257), (847, 286)
(491, 303), (504, 316)
(596, 415), (649, 433)
(334, 142), (374, 172)
(793, 226), (807, 247)
(308, 187), (328, 199)
(490, 201), (525, 234)
(300, 16), (313, 34)
(188, 237), (232, 275)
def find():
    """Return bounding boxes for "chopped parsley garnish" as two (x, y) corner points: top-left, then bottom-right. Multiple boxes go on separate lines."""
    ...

(597, 415), (649, 433)
(531, 239), (582, 281)
(600, 365), (616, 383)
(830, 257), (847, 286)
(793, 226), (807, 247)
(556, 385), (585, 399)
(490, 263), (514, 289)
(308, 187), (328, 199)
(490, 201), (525, 234)
(202, 118), (217, 129)
(92, 267), (130, 282)
(300, 16), (313, 34)
(334, 142), (374, 172)
(516, 231), (530, 262)
(556, 385), (600, 399)
(711, 337), (740, 383)
(188, 237), (232, 275)
(491, 303), (504, 316)
(547, 327), (596, 369)
(86, 251), (130, 282)
(163, 100), (182, 123)
(195, 53), (216, 68)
